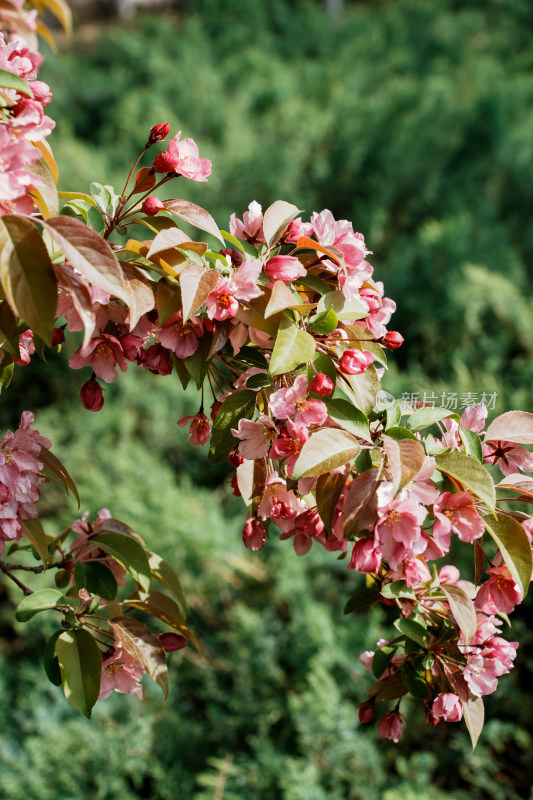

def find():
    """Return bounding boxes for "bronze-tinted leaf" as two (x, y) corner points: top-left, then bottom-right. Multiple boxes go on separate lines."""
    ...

(343, 467), (380, 537)
(179, 264), (219, 321)
(110, 616), (168, 698)
(485, 410), (533, 445)
(263, 200), (301, 248)
(163, 199), (224, 244)
(121, 261), (155, 329)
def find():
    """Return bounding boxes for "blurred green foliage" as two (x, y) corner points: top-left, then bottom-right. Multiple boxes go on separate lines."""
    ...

(1, 0), (533, 797)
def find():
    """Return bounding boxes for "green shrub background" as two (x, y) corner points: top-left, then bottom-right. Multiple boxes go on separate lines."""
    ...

(0, 0), (532, 797)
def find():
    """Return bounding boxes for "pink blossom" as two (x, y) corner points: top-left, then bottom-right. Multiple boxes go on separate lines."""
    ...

(80, 378), (104, 412)
(461, 403), (487, 433)
(177, 413), (211, 446)
(69, 334), (127, 384)
(377, 710), (405, 743)
(268, 375), (327, 426)
(432, 693), (463, 722)
(14, 329), (34, 366)
(270, 421), (309, 477)
(339, 349), (374, 375)
(433, 491), (484, 543)
(231, 414), (277, 459)
(403, 455), (439, 505)
(381, 331), (404, 350)
(142, 196), (164, 216)
(233, 258), (264, 301)
(439, 565), (461, 584)
(482, 440), (533, 476)
(99, 647), (144, 701)
(205, 279), (239, 321)
(143, 343), (172, 375)
(153, 131), (211, 181)
(349, 536), (382, 573)
(229, 201), (265, 243)
(359, 651), (374, 671)
(148, 122), (170, 144)
(475, 565), (522, 615)
(264, 255), (306, 283)
(375, 495), (427, 569)
(404, 557), (432, 587)
(464, 653), (500, 697)
(257, 472), (306, 524)
(157, 312), (203, 358)
(242, 516), (267, 551)
(283, 217), (313, 243)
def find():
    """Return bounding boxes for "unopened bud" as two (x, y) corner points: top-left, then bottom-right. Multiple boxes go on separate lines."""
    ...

(358, 700), (375, 724)
(142, 196), (165, 216)
(157, 632), (187, 652)
(80, 377), (104, 412)
(148, 122), (170, 145)
(381, 330), (404, 350)
(228, 447), (243, 468)
(52, 326), (65, 347)
(310, 372), (334, 397)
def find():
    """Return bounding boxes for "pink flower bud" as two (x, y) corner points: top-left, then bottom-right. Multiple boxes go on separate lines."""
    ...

(339, 349), (374, 375)
(156, 633), (187, 652)
(0, 483), (11, 503)
(231, 474), (241, 496)
(264, 255), (306, 283)
(80, 378), (104, 412)
(228, 448), (244, 468)
(377, 710), (405, 742)
(148, 122), (170, 144)
(432, 693), (463, 722)
(381, 331), (404, 350)
(242, 516), (266, 551)
(310, 372), (334, 397)
(51, 327), (65, 347)
(142, 196), (165, 216)
(358, 700), (375, 724)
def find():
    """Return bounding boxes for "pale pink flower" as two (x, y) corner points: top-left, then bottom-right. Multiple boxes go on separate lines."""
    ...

(264, 255), (306, 283)
(359, 651), (374, 671)
(69, 334), (127, 384)
(283, 217), (313, 243)
(205, 279), (239, 321)
(433, 491), (484, 543)
(375, 496), (427, 569)
(153, 131), (211, 181)
(439, 565), (461, 584)
(403, 455), (439, 505)
(156, 311), (203, 358)
(230, 201), (265, 243)
(231, 414), (277, 459)
(404, 557), (432, 587)
(233, 258), (264, 301)
(377, 710), (405, 743)
(257, 472), (306, 523)
(177, 413), (211, 446)
(432, 693), (463, 722)
(475, 565), (522, 615)
(268, 375), (327, 426)
(99, 647), (144, 701)
(482, 440), (533, 476)
(461, 403), (487, 433)
(464, 653), (500, 697)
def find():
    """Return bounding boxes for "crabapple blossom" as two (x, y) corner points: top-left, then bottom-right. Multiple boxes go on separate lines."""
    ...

(69, 334), (127, 384)
(80, 377), (104, 412)
(264, 255), (306, 283)
(432, 694), (463, 722)
(339, 349), (374, 375)
(177, 413), (211, 445)
(377, 711), (405, 742)
(99, 647), (145, 701)
(433, 491), (484, 544)
(152, 131), (211, 181)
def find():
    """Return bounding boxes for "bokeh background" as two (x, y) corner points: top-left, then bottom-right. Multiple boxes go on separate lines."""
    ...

(1, 0), (533, 797)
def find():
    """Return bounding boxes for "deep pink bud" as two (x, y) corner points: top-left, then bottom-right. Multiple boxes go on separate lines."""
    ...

(339, 349), (374, 375)
(228, 448), (244, 468)
(242, 517), (266, 551)
(143, 344), (172, 375)
(210, 400), (222, 421)
(142, 196), (165, 216)
(80, 378), (104, 412)
(310, 372), (334, 397)
(294, 507), (324, 538)
(381, 331), (404, 350)
(148, 122), (170, 144)
(51, 327), (65, 347)
(231, 474), (241, 496)
(156, 632), (187, 652)
(0, 483), (11, 503)
(358, 700), (375, 724)
(220, 248), (243, 267)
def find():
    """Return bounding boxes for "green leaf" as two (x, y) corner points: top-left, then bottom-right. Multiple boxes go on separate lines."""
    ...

(316, 471), (346, 534)
(406, 406), (460, 432)
(16, 589), (66, 622)
(264, 280), (299, 318)
(44, 630), (63, 686)
(39, 445), (80, 507)
(394, 618), (430, 648)
(383, 426), (419, 441)
(236, 346), (268, 369)
(163, 199), (224, 244)
(148, 552), (187, 618)
(483, 512), (532, 598)
(0, 216), (57, 345)
(340, 364), (379, 415)
(208, 389), (257, 463)
(0, 354), (13, 394)
(343, 585), (380, 615)
(372, 645), (397, 679)
(246, 373), (272, 389)
(236, 457), (268, 514)
(263, 200), (301, 248)
(21, 518), (49, 566)
(317, 290), (368, 321)
(435, 451), (496, 511)
(182, 332), (213, 389)
(170, 352), (190, 390)
(0, 67), (34, 97)
(110, 617), (168, 699)
(292, 428), (360, 480)
(268, 316), (316, 376)
(156, 276), (181, 325)
(325, 398), (372, 442)
(55, 629), (102, 718)
(93, 533), (151, 592)
(296, 274), (330, 295)
(307, 307), (338, 335)
(401, 661), (431, 699)
(380, 580), (416, 600)
(74, 562), (118, 601)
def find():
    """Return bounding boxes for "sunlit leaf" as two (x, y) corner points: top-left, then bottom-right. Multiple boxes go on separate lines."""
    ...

(435, 451), (496, 511)
(483, 511), (532, 598)
(263, 200), (301, 248)
(485, 410), (533, 445)
(93, 533), (151, 592)
(268, 316), (315, 376)
(292, 428), (360, 480)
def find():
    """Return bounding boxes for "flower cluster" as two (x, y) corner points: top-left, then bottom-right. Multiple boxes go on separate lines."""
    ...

(0, 32), (54, 215)
(0, 411), (50, 554)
